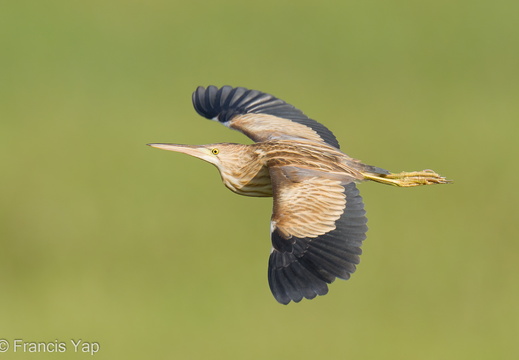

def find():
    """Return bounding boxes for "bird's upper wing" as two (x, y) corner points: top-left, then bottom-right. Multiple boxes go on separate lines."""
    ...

(192, 86), (340, 148)
(268, 165), (367, 304)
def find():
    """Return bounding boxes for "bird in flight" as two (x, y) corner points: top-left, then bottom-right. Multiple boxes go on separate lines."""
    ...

(148, 86), (449, 305)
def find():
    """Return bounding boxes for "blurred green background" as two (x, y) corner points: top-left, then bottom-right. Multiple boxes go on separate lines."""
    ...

(1, 0), (518, 359)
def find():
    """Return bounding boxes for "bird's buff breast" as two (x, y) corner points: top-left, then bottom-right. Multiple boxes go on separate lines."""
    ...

(222, 165), (273, 197)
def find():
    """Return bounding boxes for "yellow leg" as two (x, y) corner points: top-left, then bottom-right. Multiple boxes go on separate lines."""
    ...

(363, 169), (451, 187)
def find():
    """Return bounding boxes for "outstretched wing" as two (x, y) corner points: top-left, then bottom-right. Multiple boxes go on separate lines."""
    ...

(192, 85), (340, 149)
(268, 166), (367, 304)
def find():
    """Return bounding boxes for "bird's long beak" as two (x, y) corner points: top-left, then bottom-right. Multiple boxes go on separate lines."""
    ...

(147, 143), (216, 164)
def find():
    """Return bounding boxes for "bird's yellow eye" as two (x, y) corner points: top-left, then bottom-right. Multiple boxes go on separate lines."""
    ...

(211, 148), (219, 155)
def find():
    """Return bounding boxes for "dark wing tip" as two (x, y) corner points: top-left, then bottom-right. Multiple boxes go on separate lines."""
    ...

(192, 85), (221, 119)
(192, 85), (340, 148)
(193, 85), (251, 122)
(192, 85), (282, 123)
(269, 250), (330, 305)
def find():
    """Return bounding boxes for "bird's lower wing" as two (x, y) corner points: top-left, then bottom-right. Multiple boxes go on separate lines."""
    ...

(268, 166), (367, 304)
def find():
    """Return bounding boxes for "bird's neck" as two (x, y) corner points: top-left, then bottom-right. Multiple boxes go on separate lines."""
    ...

(218, 146), (273, 197)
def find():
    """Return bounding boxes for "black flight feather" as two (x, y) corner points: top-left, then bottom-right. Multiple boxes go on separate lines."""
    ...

(192, 85), (341, 149)
(268, 182), (367, 304)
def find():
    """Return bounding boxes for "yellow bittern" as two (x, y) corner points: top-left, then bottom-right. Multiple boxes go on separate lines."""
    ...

(148, 85), (449, 305)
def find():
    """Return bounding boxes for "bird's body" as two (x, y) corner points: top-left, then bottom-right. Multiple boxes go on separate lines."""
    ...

(202, 140), (364, 197)
(149, 86), (450, 304)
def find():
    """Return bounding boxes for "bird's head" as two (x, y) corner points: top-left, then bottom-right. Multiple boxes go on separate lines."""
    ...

(147, 143), (248, 172)
(148, 142), (270, 196)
